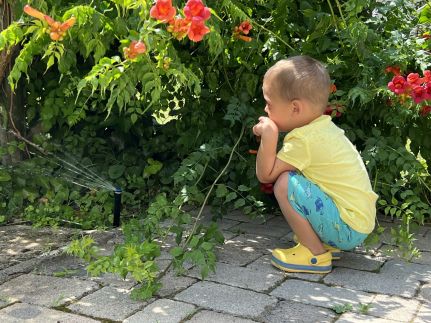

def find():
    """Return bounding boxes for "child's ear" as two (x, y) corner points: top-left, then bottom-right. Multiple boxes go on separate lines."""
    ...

(291, 99), (302, 113)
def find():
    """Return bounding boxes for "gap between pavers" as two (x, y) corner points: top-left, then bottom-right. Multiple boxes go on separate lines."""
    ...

(336, 312), (395, 323)
(124, 298), (196, 323)
(259, 299), (336, 323)
(0, 273), (99, 307)
(414, 302), (431, 323)
(174, 281), (278, 319)
(185, 309), (260, 322)
(0, 303), (99, 323)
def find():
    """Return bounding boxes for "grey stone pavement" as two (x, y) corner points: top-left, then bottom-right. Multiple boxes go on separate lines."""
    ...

(0, 210), (430, 323)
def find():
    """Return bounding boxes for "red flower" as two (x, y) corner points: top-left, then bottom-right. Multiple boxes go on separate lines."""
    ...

(411, 85), (428, 104)
(150, 0), (176, 22)
(388, 75), (409, 95)
(423, 70), (431, 83)
(167, 18), (191, 40)
(187, 17), (210, 42)
(420, 105), (431, 117)
(330, 83), (337, 93)
(184, 0), (211, 21)
(238, 21), (252, 35)
(385, 66), (401, 76)
(260, 183), (274, 194)
(407, 73), (423, 86)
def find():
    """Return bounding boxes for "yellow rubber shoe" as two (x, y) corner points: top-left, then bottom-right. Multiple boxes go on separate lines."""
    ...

(292, 234), (342, 260)
(271, 243), (332, 274)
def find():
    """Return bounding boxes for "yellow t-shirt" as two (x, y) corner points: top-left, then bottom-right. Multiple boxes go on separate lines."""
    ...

(277, 115), (378, 234)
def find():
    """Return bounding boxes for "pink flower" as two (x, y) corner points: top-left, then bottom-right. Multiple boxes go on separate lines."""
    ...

(184, 0), (211, 21)
(187, 17), (210, 42)
(423, 70), (431, 83)
(407, 73), (423, 86)
(150, 0), (176, 22)
(388, 75), (409, 95)
(411, 85), (428, 104)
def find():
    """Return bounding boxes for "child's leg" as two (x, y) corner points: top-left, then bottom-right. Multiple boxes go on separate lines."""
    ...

(273, 171), (326, 256)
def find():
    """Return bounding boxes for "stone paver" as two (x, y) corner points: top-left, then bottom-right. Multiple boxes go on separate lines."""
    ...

(156, 270), (197, 298)
(414, 231), (431, 252)
(0, 303), (99, 323)
(0, 273), (99, 306)
(414, 302), (431, 323)
(33, 253), (87, 278)
(336, 312), (396, 322)
(270, 279), (374, 309)
(0, 225), (73, 271)
(324, 267), (420, 297)
(333, 252), (384, 271)
(380, 259), (431, 283)
(260, 300), (336, 323)
(187, 262), (284, 292)
(174, 281), (277, 318)
(186, 310), (258, 322)
(223, 210), (275, 224)
(215, 237), (266, 266)
(368, 294), (421, 322)
(124, 299), (196, 323)
(67, 286), (146, 321)
(228, 216), (291, 238)
(419, 283), (431, 303)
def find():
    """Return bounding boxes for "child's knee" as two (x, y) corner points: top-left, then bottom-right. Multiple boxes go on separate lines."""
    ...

(274, 171), (292, 200)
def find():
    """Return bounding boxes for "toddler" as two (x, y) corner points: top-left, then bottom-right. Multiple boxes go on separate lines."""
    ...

(252, 56), (378, 273)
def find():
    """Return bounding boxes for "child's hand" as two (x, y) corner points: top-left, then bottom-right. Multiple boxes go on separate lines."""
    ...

(252, 117), (278, 138)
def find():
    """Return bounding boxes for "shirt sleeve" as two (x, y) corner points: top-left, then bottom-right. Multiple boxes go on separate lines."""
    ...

(276, 133), (310, 171)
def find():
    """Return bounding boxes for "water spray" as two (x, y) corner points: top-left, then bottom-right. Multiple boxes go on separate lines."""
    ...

(113, 187), (122, 227)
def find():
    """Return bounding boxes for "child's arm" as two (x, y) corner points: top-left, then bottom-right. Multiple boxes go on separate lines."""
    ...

(253, 117), (296, 183)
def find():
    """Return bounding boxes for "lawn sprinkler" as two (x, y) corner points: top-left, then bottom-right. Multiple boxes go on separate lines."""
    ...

(113, 187), (122, 227)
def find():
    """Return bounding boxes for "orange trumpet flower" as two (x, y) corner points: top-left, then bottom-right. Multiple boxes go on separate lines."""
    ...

(23, 5), (45, 20)
(59, 17), (76, 32)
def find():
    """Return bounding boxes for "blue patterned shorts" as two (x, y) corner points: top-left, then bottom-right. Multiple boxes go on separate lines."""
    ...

(286, 171), (367, 250)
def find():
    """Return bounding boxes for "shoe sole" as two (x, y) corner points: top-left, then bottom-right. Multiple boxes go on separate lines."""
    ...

(331, 252), (342, 260)
(271, 256), (332, 274)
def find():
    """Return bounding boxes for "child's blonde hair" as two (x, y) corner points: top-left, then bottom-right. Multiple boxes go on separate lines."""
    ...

(264, 56), (331, 111)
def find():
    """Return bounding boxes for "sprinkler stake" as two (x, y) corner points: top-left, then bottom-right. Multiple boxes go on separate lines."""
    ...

(113, 187), (122, 227)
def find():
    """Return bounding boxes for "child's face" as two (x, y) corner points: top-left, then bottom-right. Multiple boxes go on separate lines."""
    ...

(262, 77), (297, 132)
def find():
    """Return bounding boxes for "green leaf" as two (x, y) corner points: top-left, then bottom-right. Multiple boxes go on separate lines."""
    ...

(225, 192), (237, 203)
(143, 158), (163, 177)
(234, 198), (246, 209)
(216, 184), (228, 198)
(108, 164), (126, 179)
(201, 242), (213, 251)
(170, 246), (183, 257)
(238, 185), (250, 192)
(0, 169), (11, 182)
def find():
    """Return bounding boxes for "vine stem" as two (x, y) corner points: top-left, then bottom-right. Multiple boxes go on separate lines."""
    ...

(157, 125), (246, 280)
(183, 124), (245, 246)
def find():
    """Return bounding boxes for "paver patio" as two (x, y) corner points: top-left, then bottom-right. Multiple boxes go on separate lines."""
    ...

(0, 211), (430, 322)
